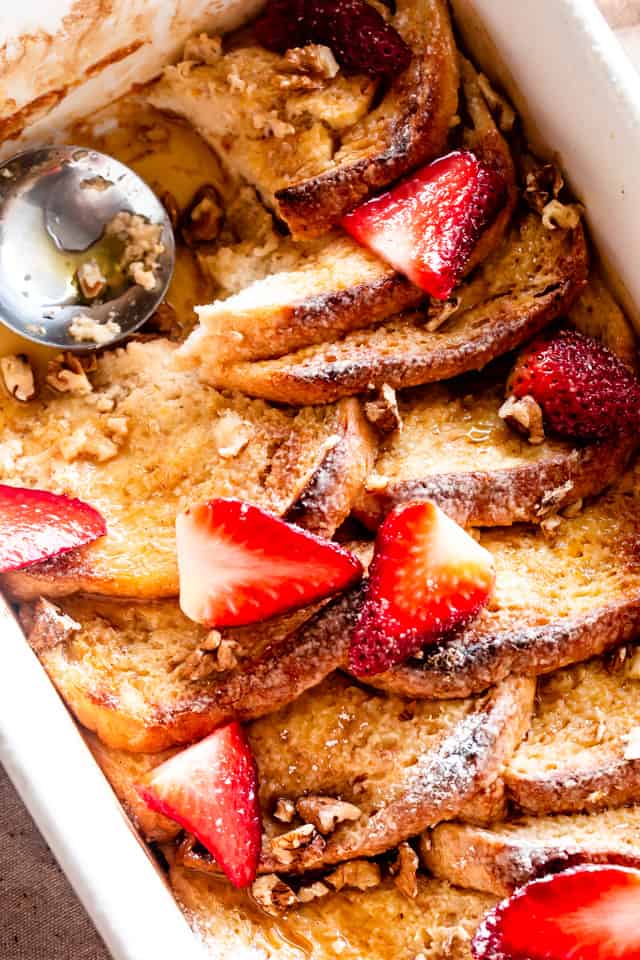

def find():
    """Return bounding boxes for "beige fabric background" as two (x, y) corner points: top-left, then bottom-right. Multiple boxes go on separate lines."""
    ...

(1, 3), (639, 958)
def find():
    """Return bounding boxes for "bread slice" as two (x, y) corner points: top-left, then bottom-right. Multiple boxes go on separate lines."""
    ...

(246, 673), (534, 873)
(353, 360), (635, 529)
(170, 864), (497, 960)
(23, 590), (361, 752)
(361, 462), (640, 699)
(203, 211), (589, 404)
(423, 805), (640, 898)
(0, 340), (376, 601)
(83, 731), (180, 842)
(504, 653), (640, 814)
(176, 55), (515, 370)
(149, 0), (459, 239)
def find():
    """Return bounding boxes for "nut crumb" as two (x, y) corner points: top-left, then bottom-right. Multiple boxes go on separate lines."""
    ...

(181, 185), (224, 247)
(499, 394), (545, 445)
(251, 875), (298, 916)
(213, 411), (253, 459)
(105, 211), (164, 291)
(297, 881), (330, 904)
(76, 259), (107, 299)
(542, 199), (582, 231)
(269, 824), (325, 867)
(273, 798), (296, 823)
(1, 354), (35, 401)
(296, 796), (361, 835)
(68, 315), (122, 345)
(326, 860), (381, 892)
(46, 353), (93, 395)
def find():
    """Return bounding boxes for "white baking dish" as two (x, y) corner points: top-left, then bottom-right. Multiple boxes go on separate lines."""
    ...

(1, 2), (639, 958)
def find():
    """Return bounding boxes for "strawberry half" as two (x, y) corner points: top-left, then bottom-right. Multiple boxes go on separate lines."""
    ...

(509, 327), (640, 440)
(342, 150), (507, 300)
(472, 865), (640, 960)
(139, 723), (261, 888)
(176, 498), (363, 628)
(0, 484), (106, 573)
(349, 501), (495, 676)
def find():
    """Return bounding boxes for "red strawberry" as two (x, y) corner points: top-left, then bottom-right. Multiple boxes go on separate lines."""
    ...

(255, 0), (411, 78)
(139, 723), (261, 888)
(0, 484), (106, 573)
(176, 498), (363, 628)
(472, 865), (640, 960)
(349, 501), (495, 676)
(342, 150), (507, 300)
(508, 327), (640, 440)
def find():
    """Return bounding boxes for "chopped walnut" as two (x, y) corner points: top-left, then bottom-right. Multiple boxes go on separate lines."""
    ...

(213, 411), (253, 459)
(365, 384), (402, 433)
(105, 211), (164, 290)
(477, 73), (516, 132)
(68, 315), (121, 345)
(269, 824), (325, 867)
(426, 295), (461, 332)
(623, 726), (640, 761)
(391, 842), (419, 899)
(273, 798), (296, 824)
(251, 875), (298, 916)
(27, 598), (81, 654)
(77, 259), (107, 300)
(184, 33), (223, 65)
(172, 632), (238, 680)
(542, 199), (582, 231)
(499, 394), (545, 445)
(296, 796), (362, 835)
(46, 353), (93, 395)
(524, 161), (564, 215)
(285, 45), (340, 79)
(0, 355), (35, 402)
(180, 185), (224, 247)
(298, 881), (330, 904)
(326, 860), (381, 892)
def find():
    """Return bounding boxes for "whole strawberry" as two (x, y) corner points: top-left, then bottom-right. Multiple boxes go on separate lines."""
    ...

(508, 327), (640, 440)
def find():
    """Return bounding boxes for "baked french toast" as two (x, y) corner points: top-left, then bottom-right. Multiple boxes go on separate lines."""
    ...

(1, 340), (376, 601)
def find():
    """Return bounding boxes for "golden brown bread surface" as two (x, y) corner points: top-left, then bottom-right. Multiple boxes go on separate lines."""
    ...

(24, 590), (362, 752)
(203, 212), (589, 404)
(0, 341), (376, 600)
(424, 805), (640, 898)
(504, 653), (640, 814)
(150, 0), (459, 239)
(246, 673), (533, 873)
(366, 463), (640, 699)
(171, 866), (496, 960)
(353, 361), (635, 529)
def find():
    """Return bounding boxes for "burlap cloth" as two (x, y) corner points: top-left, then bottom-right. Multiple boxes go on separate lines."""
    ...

(1, 3), (639, 958)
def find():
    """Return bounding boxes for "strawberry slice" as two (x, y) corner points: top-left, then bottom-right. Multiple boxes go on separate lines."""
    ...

(0, 484), (106, 573)
(139, 722), (261, 889)
(509, 327), (640, 440)
(349, 501), (495, 676)
(472, 865), (640, 960)
(342, 150), (507, 300)
(176, 498), (363, 628)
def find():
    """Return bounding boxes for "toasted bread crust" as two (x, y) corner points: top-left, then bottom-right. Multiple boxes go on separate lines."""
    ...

(424, 811), (640, 898)
(206, 215), (589, 404)
(275, 0), (459, 237)
(506, 758), (640, 816)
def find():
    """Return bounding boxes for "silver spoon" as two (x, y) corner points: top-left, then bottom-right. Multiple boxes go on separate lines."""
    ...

(0, 146), (175, 351)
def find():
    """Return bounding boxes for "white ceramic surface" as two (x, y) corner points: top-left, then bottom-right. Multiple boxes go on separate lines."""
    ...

(1, 2), (639, 959)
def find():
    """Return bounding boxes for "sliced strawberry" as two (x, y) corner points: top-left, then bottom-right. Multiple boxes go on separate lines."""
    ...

(139, 723), (261, 888)
(0, 484), (106, 573)
(176, 498), (363, 628)
(342, 150), (507, 300)
(349, 501), (495, 676)
(472, 865), (640, 960)
(509, 327), (640, 440)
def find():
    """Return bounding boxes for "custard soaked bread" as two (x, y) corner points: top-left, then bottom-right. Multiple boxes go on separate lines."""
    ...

(149, 0), (459, 238)
(204, 210), (588, 404)
(0, 340), (376, 601)
(504, 652), (640, 814)
(177, 55), (515, 368)
(424, 805), (640, 898)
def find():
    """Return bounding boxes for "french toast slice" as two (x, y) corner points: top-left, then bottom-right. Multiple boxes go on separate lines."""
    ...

(247, 673), (534, 873)
(23, 590), (361, 752)
(423, 805), (640, 898)
(0, 340), (376, 601)
(149, 0), (459, 239)
(353, 360), (635, 529)
(176, 55), (515, 369)
(203, 211), (589, 404)
(365, 462), (640, 699)
(504, 653), (640, 814)
(170, 863), (497, 960)
(83, 732), (180, 842)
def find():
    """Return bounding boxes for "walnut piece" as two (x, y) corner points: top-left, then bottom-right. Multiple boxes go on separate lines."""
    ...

(391, 842), (419, 899)
(181, 185), (224, 247)
(46, 353), (93, 395)
(212, 411), (252, 459)
(0, 354), (35, 402)
(524, 161), (564, 215)
(269, 824), (325, 867)
(284, 45), (340, 79)
(251, 875), (298, 916)
(499, 394), (545, 445)
(105, 211), (164, 291)
(365, 384), (402, 433)
(326, 860), (381, 892)
(273, 798), (296, 824)
(68, 315), (122, 345)
(298, 881), (330, 904)
(541, 199), (582, 231)
(76, 259), (107, 300)
(296, 796), (362, 835)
